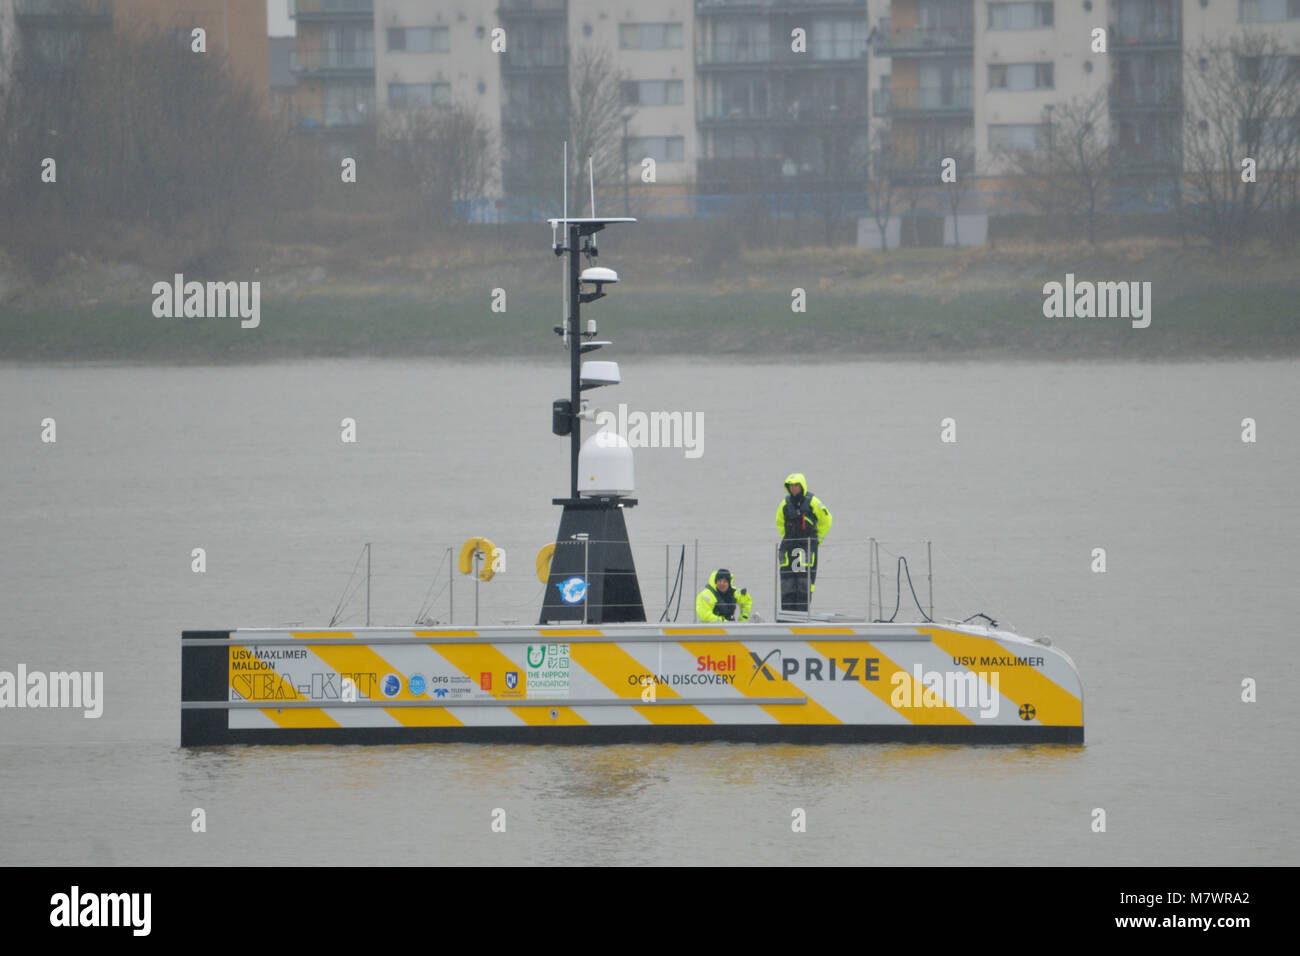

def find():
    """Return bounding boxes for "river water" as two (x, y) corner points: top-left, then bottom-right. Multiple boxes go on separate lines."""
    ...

(0, 359), (1296, 865)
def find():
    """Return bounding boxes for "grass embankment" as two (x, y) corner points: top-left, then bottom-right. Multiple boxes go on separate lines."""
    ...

(2, 238), (1296, 362)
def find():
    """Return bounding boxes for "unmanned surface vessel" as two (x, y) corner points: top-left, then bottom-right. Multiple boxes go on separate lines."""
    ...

(180, 162), (1084, 746)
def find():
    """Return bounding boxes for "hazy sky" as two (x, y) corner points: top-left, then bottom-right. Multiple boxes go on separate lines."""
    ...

(268, 0), (292, 37)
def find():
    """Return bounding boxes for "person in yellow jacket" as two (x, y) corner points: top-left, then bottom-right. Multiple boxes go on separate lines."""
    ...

(696, 569), (752, 623)
(775, 472), (832, 612)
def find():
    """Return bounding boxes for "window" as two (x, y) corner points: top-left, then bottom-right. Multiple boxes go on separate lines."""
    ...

(627, 136), (685, 163)
(1238, 54), (1300, 83)
(1239, 0), (1300, 21)
(988, 2), (1054, 28)
(1240, 116), (1300, 146)
(387, 27), (450, 53)
(323, 82), (374, 126)
(388, 82), (451, 108)
(621, 80), (684, 107)
(811, 18), (867, 59)
(991, 62), (1053, 89)
(989, 123), (1047, 150)
(619, 23), (684, 50)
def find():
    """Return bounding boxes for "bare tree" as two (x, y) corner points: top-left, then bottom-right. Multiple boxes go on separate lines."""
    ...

(864, 121), (897, 251)
(381, 101), (495, 224)
(565, 45), (633, 213)
(1180, 32), (1300, 247)
(997, 89), (1111, 244)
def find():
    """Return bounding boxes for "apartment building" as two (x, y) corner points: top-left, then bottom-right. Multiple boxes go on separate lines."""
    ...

(872, 0), (1299, 190)
(288, 0), (375, 134)
(8, 0), (266, 100)
(694, 0), (870, 193)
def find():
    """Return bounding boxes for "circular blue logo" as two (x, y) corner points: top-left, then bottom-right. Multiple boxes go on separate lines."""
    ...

(381, 673), (402, 698)
(558, 576), (588, 604)
(408, 674), (426, 696)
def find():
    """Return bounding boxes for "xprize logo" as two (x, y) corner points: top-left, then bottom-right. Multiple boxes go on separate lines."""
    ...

(747, 649), (880, 686)
(50, 886), (151, 936)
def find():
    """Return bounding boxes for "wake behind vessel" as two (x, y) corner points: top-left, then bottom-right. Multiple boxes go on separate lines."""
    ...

(179, 162), (1084, 746)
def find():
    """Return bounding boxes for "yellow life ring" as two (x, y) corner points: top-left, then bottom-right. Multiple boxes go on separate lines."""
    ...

(536, 543), (556, 583)
(459, 537), (498, 582)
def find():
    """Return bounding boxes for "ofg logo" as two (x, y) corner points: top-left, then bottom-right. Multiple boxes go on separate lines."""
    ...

(748, 649), (880, 686)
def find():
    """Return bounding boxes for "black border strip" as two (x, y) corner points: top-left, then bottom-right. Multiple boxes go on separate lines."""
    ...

(183, 723), (1084, 746)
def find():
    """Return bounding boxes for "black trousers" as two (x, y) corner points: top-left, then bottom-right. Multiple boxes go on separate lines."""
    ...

(779, 537), (818, 612)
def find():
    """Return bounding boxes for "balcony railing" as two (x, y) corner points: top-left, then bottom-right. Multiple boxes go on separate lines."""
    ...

(501, 46), (568, 69)
(888, 86), (974, 113)
(697, 40), (867, 66)
(889, 151), (974, 181)
(14, 0), (112, 21)
(499, 0), (567, 11)
(697, 0), (869, 9)
(290, 48), (375, 73)
(1110, 85), (1181, 109)
(288, 0), (373, 19)
(697, 99), (869, 122)
(1112, 22), (1181, 47)
(874, 27), (973, 56)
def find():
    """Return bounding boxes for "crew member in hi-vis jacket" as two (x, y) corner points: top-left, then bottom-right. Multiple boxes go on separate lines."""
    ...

(775, 472), (832, 613)
(696, 569), (752, 622)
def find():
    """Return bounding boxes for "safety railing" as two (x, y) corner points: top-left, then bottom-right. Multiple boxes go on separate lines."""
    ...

(318, 537), (1004, 631)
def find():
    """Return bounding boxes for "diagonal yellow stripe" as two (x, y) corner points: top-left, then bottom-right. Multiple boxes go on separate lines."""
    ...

(679, 641), (841, 724)
(809, 640), (972, 726)
(435, 643), (588, 726)
(569, 643), (711, 724)
(228, 645), (339, 729)
(926, 630), (1083, 726)
(293, 632), (461, 727)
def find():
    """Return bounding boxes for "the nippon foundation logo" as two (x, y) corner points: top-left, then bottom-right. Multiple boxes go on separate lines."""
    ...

(50, 886), (150, 936)
(1042, 273), (1152, 329)
(594, 403), (704, 459)
(151, 273), (261, 328)
(0, 665), (103, 718)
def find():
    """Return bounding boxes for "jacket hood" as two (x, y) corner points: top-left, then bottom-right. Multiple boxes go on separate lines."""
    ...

(784, 472), (808, 494)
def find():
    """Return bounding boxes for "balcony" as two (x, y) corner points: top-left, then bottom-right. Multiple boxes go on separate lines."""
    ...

(498, 0), (567, 15)
(290, 47), (375, 75)
(888, 86), (974, 115)
(14, 0), (112, 23)
(874, 27), (973, 57)
(889, 151), (974, 183)
(696, 0), (869, 11)
(1109, 85), (1181, 110)
(697, 99), (869, 123)
(1111, 22), (1181, 50)
(288, 0), (373, 20)
(500, 46), (567, 70)
(696, 40), (868, 67)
